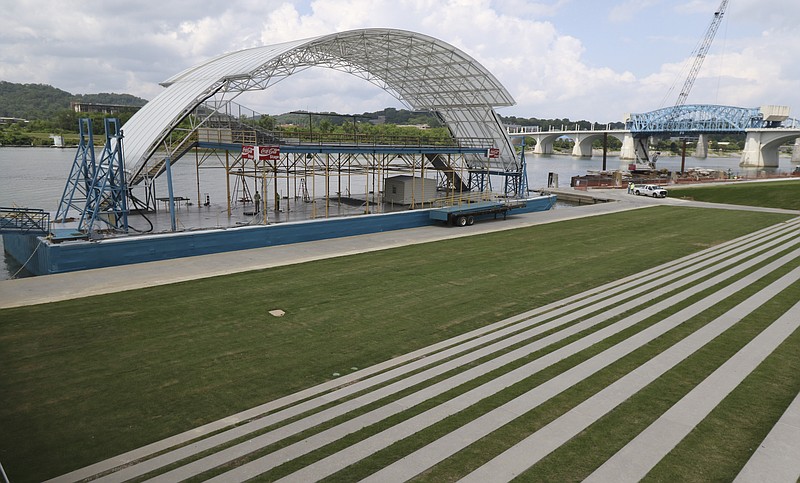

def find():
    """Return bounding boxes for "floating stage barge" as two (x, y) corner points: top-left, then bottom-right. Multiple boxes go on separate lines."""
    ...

(3, 196), (555, 276)
(2, 111), (556, 276)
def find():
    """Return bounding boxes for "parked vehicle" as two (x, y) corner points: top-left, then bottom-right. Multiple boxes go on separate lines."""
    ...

(634, 184), (668, 198)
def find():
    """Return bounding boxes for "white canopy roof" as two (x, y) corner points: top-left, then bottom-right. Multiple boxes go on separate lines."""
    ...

(122, 28), (518, 181)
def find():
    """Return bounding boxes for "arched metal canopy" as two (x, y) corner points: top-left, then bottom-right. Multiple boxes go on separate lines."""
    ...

(122, 28), (518, 183)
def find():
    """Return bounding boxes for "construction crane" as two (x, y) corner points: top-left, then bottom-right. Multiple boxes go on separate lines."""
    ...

(636, 0), (730, 166)
(673, 0), (730, 110)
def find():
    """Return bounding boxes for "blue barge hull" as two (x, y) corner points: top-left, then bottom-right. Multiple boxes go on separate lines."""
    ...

(3, 195), (556, 276)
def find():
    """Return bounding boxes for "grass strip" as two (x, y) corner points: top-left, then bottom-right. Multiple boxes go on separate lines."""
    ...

(669, 179), (800, 210)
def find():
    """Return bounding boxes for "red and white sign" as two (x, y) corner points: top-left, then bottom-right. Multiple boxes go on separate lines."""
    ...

(258, 145), (280, 161)
(487, 148), (500, 158)
(241, 145), (255, 160)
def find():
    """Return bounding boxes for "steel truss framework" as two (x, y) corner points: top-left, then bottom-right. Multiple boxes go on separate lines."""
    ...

(627, 104), (787, 135)
(57, 119), (129, 234)
(122, 29), (521, 199)
(183, 141), (498, 219)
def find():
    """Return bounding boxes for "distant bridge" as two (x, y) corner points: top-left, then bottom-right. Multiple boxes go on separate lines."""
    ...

(626, 104), (798, 135)
(507, 104), (800, 167)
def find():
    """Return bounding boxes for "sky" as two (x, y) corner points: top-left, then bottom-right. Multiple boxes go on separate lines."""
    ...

(1, 0), (798, 123)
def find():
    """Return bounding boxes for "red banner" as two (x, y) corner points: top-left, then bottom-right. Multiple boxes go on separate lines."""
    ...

(487, 148), (500, 158)
(241, 145), (255, 160)
(258, 145), (280, 161)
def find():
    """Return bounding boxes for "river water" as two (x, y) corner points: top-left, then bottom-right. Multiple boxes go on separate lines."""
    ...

(1, 146), (795, 279)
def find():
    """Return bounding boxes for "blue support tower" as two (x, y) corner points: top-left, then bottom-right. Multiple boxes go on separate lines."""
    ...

(502, 144), (527, 198)
(56, 118), (97, 222)
(81, 118), (129, 233)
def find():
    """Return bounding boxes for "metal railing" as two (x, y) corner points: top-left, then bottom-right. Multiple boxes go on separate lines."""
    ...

(0, 207), (50, 235)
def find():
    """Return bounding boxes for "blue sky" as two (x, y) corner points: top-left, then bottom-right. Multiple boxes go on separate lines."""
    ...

(1, 0), (798, 123)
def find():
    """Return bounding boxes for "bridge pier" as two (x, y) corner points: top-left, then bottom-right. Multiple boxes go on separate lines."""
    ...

(532, 138), (553, 155)
(740, 129), (799, 168)
(793, 138), (800, 163)
(571, 133), (599, 157)
(694, 134), (708, 159)
(530, 132), (561, 155)
(620, 133), (649, 160)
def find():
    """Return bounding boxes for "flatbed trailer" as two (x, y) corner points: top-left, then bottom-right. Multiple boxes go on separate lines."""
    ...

(429, 200), (527, 227)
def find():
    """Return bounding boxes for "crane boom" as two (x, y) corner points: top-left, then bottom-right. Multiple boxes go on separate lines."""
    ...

(674, 0), (729, 109)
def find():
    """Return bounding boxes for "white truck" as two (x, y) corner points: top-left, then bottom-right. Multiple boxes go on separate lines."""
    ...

(634, 184), (668, 198)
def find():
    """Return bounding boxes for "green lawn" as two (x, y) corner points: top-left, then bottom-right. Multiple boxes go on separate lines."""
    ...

(0, 206), (794, 481)
(670, 179), (800, 210)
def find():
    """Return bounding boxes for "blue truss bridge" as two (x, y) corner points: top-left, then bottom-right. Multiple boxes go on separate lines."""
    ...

(626, 104), (798, 136)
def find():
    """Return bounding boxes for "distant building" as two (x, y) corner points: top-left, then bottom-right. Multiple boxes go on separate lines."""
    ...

(70, 102), (141, 114)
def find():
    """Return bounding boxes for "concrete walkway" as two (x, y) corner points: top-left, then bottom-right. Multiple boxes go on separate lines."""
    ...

(48, 213), (800, 481)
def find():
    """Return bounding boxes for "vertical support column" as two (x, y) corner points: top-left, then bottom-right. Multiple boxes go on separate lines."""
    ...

(420, 154), (426, 208)
(273, 158), (279, 214)
(619, 133), (637, 160)
(694, 133), (708, 159)
(602, 132), (608, 171)
(311, 156), (317, 219)
(325, 153), (330, 217)
(365, 156), (371, 213)
(195, 146), (201, 207)
(262, 159), (268, 224)
(792, 138), (800, 163)
(225, 151), (231, 216)
(164, 155), (177, 232)
(681, 139), (688, 173)
(520, 137), (528, 196)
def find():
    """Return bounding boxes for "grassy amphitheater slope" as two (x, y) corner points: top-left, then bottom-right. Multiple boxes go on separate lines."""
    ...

(0, 206), (798, 481)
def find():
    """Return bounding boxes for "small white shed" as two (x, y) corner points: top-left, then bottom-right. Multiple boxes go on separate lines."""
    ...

(384, 175), (438, 205)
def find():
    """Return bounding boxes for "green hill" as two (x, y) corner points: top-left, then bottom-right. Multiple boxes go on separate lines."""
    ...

(0, 81), (147, 120)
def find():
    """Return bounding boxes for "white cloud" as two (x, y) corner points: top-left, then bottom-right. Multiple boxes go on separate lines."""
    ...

(0, 0), (797, 122)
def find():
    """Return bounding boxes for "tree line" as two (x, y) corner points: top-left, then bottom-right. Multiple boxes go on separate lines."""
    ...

(0, 81), (746, 150)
